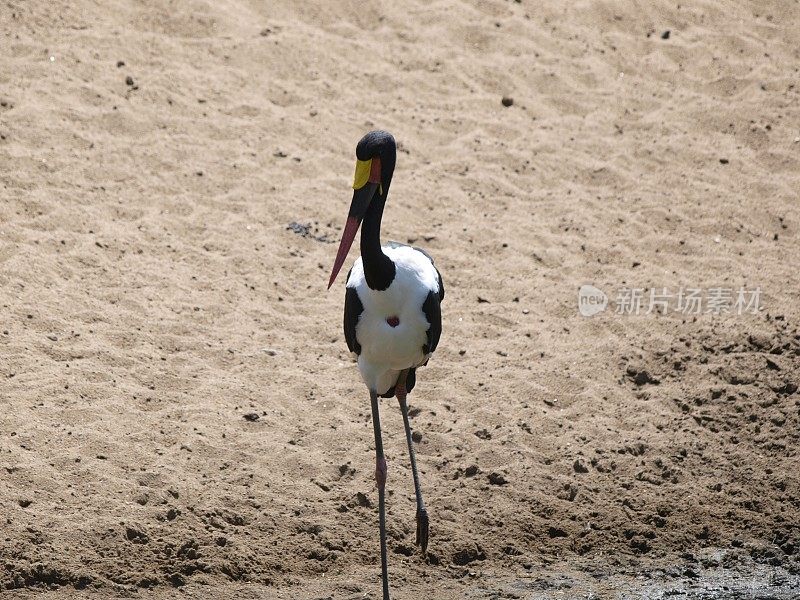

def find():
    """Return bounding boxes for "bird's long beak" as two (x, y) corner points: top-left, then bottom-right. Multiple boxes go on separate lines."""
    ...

(327, 157), (382, 289)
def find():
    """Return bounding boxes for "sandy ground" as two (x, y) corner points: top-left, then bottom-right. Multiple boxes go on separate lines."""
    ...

(1, 1), (799, 598)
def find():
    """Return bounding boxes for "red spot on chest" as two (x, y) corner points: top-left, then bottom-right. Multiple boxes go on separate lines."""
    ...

(386, 316), (400, 328)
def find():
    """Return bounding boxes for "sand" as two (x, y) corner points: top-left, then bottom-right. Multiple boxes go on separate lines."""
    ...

(1, 1), (799, 598)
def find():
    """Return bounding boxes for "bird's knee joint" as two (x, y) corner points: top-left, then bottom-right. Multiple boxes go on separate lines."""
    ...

(375, 457), (388, 489)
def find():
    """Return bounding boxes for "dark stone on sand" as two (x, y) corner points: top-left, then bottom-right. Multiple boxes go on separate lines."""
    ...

(452, 545), (486, 565)
(661, 30), (670, 39)
(573, 459), (589, 473)
(243, 412), (260, 421)
(501, 96), (514, 107)
(627, 366), (659, 386)
(125, 75), (134, 86)
(772, 381), (798, 395)
(548, 526), (568, 538)
(488, 472), (508, 485)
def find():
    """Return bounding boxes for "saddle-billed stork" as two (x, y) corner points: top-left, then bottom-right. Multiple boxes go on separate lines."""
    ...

(328, 130), (444, 599)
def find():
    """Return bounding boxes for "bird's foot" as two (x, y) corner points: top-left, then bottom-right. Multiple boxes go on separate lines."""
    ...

(375, 457), (388, 490)
(415, 507), (429, 553)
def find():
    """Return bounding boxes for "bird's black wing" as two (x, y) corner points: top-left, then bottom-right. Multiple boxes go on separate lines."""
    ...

(422, 287), (442, 355)
(343, 281), (363, 355)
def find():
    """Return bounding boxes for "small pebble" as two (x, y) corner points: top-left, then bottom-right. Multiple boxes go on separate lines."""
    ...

(719, 158), (729, 164)
(631, 369), (658, 386)
(488, 472), (508, 485)
(501, 96), (514, 107)
(125, 75), (134, 86)
(117, 60), (125, 67)
(243, 412), (260, 422)
(661, 30), (671, 39)
(411, 431), (422, 443)
(474, 429), (492, 440)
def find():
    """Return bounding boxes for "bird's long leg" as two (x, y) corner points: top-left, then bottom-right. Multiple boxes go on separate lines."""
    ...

(396, 370), (429, 554)
(370, 389), (391, 600)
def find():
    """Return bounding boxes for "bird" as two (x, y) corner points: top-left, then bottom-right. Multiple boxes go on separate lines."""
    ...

(327, 130), (444, 600)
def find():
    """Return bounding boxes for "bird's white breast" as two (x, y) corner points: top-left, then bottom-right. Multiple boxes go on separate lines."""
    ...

(346, 245), (440, 394)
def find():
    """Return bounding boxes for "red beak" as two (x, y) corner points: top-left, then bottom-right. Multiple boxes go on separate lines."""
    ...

(328, 157), (382, 289)
(328, 216), (361, 289)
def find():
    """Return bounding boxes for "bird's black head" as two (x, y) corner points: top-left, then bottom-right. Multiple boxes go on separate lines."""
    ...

(328, 130), (397, 289)
(353, 130), (396, 197)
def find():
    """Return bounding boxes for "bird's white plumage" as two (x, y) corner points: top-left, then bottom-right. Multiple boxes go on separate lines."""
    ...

(346, 244), (440, 395)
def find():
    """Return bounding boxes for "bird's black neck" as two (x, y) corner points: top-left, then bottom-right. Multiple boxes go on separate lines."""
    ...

(360, 195), (395, 291)
(355, 132), (397, 291)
